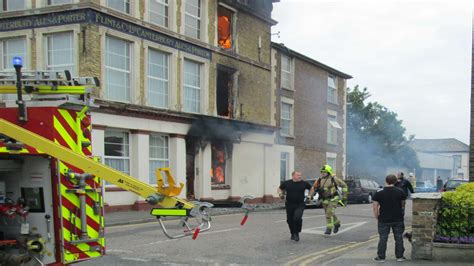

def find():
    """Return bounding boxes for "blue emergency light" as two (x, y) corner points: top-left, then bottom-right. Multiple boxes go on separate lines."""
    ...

(13, 57), (23, 68)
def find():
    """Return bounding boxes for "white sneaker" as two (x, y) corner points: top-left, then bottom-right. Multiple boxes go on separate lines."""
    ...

(396, 257), (407, 262)
(373, 257), (385, 263)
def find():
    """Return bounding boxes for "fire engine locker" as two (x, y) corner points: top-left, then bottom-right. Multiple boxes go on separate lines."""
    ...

(0, 156), (56, 264)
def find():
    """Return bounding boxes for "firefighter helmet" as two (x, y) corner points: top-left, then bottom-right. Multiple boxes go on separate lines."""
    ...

(320, 164), (333, 175)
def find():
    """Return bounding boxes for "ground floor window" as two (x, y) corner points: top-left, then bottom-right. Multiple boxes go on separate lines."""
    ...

(280, 152), (290, 182)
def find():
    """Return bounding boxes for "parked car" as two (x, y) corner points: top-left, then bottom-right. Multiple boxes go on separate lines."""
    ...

(304, 178), (322, 208)
(440, 178), (468, 192)
(415, 180), (437, 193)
(346, 179), (382, 204)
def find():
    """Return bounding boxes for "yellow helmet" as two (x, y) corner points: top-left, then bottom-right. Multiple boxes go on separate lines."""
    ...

(320, 164), (333, 175)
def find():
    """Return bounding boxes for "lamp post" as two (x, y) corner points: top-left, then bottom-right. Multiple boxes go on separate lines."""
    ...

(13, 56), (27, 122)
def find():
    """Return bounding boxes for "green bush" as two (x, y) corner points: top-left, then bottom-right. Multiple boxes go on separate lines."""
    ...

(436, 182), (474, 239)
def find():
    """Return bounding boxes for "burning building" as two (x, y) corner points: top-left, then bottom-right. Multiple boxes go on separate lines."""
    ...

(0, 0), (282, 210)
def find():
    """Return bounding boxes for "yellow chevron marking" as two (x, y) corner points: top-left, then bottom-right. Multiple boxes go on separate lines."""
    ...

(58, 109), (78, 137)
(54, 116), (76, 151)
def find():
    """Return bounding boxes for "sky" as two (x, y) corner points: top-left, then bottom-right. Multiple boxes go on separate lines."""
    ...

(271, 0), (473, 144)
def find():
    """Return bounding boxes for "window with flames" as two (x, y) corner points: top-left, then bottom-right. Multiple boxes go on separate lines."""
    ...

(211, 142), (228, 185)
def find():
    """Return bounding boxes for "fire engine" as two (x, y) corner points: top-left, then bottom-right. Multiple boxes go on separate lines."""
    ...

(0, 58), (253, 265)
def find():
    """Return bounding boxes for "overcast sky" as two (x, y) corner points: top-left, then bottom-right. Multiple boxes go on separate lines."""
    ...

(272, 0), (472, 144)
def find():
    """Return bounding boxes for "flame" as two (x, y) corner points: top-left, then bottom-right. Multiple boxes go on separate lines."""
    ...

(211, 144), (226, 184)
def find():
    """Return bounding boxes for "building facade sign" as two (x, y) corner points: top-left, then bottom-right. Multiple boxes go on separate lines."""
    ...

(0, 8), (212, 59)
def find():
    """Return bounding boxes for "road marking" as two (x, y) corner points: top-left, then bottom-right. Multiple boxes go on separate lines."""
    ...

(301, 222), (367, 235)
(121, 257), (151, 262)
(275, 215), (325, 223)
(300, 236), (379, 266)
(289, 227), (413, 266)
(106, 249), (133, 254)
(284, 235), (379, 266)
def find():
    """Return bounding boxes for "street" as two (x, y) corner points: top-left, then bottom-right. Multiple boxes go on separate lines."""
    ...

(80, 202), (412, 265)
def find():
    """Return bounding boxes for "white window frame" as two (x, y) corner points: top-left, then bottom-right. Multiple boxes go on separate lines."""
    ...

(1, 0), (27, 11)
(182, 58), (203, 113)
(47, 0), (73, 5)
(149, 134), (170, 184)
(44, 31), (76, 75)
(281, 54), (293, 90)
(0, 37), (27, 71)
(184, 0), (202, 39)
(0, 31), (31, 102)
(326, 153), (337, 174)
(105, 0), (131, 14)
(328, 74), (338, 104)
(104, 129), (130, 186)
(280, 97), (294, 137)
(147, 0), (169, 28)
(280, 152), (290, 182)
(327, 112), (341, 145)
(105, 35), (132, 103)
(147, 48), (170, 109)
(0, 35), (28, 101)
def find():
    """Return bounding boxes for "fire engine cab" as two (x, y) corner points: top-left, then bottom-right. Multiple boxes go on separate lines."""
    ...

(0, 59), (253, 265)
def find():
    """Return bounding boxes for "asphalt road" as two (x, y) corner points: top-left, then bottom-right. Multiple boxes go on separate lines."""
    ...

(80, 201), (413, 265)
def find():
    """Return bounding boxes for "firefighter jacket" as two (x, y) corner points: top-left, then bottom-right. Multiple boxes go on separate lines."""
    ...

(314, 175), (348, 200)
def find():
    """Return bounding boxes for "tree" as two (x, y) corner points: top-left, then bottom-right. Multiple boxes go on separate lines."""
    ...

(347, 85), (419, 180)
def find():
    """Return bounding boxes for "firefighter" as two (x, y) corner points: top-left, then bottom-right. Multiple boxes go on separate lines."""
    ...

(311, 165), (348, 235)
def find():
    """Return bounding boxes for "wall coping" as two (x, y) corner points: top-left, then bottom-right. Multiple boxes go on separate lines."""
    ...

(412, 193), (442, 199)
(433, 242), (474, 249)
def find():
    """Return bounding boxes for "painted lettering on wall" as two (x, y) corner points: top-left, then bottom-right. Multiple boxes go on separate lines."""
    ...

(0, 9), (211, 59)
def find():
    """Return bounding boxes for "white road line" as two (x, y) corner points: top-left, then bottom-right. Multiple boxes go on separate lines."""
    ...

(275, 214), (325, 223)
(106, 249), (133, 254)
(136, 227), (242, 247)
(121, 257), (151, 262)
(302, 221), (367, 235)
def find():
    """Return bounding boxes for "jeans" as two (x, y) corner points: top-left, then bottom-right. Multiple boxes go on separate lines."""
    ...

(285, 202), (305, 234)
(377, 221), (405, 259)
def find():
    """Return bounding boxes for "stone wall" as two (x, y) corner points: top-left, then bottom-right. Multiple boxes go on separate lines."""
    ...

(411, 193), (442, 260)
(412, 193), (474, 262)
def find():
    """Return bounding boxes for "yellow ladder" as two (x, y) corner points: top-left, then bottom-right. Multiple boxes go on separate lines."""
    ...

(0, 118), (194, 210)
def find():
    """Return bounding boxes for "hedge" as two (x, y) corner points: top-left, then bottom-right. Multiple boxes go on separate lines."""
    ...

(435, 182), (474, 244)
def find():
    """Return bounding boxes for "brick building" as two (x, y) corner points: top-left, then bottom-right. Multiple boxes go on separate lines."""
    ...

(0, 0), (283, 211)
(271, 43), (352, 180)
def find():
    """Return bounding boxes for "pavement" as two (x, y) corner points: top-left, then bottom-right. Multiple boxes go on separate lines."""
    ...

(92, 202), (471, 265)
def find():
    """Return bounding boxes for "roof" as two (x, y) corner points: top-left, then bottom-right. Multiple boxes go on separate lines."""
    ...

(410, 138), (469, 153)
(271, 42), (353, 79)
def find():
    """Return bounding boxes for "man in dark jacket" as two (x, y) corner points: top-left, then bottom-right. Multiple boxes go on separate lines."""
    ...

(278, 171), (314, 241)
(395, 172), (414, 196)
(372, 174), (407, 262)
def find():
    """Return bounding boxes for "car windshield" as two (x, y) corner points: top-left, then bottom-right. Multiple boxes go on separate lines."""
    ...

(446, 180), (466, 188)
(417, 181), (434, 187)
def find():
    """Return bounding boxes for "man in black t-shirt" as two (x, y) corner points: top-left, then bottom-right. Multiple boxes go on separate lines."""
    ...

(372, 174), (407, 262)
(278, 171), (314, 241)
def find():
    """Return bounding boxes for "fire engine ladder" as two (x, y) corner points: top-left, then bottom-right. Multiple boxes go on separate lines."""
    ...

(0, 118), (219, 239)
(0, 70), (98, 93)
